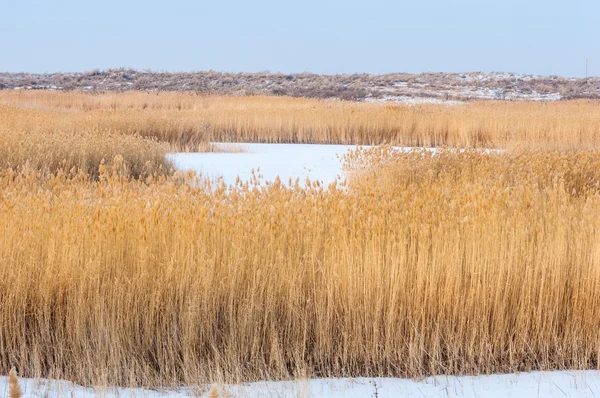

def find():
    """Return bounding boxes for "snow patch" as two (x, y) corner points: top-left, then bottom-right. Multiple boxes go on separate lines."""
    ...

(364, 95), (464, 105)
(2, 371), (600, 397)
(168, 143), (358, 187)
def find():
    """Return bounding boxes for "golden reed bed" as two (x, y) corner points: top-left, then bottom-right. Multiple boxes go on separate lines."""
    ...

(2, 149), (600, 388)
(2, 91), (600, 389)
(2, 91), (600, 151)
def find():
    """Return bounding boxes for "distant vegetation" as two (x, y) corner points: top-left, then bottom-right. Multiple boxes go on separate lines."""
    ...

(1, 68), (599, 100)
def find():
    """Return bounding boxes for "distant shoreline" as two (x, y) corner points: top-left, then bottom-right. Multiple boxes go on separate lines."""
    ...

(1, 68), (598, 101)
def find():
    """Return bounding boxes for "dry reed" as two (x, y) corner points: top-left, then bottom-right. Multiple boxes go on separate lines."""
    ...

(2, 91), (600, 149)
(8, 368), (22, 398)
(0, 127), (171, 178)
(2, 149), (600, 389)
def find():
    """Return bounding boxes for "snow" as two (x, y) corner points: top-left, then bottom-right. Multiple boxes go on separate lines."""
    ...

(3, 371), (600, 397)
(168, 143), (364, 187)
(226, 372), (600, 397)
(364, 94), (464, 105)
(363, 72), (563, 103)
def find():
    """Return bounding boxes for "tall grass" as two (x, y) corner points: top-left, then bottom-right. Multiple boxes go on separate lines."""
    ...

(0, 103), (211, 151)
(2, 91), (600, 149)
(2, 149), (600, 388)
(0, 127), (171, 178)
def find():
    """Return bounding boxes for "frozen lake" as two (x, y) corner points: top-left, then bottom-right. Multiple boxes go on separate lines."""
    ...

(168, 143), (359, 186)
(4, 370), (600, 397)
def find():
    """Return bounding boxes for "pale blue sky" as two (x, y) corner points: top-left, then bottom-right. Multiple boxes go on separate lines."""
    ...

(1, 0), (597, 77)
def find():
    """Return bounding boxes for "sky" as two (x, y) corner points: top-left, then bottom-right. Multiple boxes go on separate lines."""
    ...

(0, 0), (597, 77)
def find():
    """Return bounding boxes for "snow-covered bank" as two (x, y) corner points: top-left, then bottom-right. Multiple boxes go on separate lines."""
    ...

(168, 143), (439, 187)
(3, 371), (600, 397)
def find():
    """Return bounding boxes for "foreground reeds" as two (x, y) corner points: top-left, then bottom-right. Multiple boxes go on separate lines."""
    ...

(8, 368), (22, 398)
(2, 91), (600, 149)
(1, 149), (600, 388)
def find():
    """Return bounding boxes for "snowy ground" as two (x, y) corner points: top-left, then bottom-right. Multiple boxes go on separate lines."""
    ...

(168, 143), (360, 187)
(363, 72), (565, 103)
(363, 94), (465, 105)
(3, 371), (600, 397)
(168, 143), (435, 187)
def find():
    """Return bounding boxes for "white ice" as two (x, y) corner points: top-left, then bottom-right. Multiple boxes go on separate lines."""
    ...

(168, 143), (362, 187)
(3, 371), (600, 397)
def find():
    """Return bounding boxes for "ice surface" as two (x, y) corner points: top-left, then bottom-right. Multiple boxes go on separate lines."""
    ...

(3, 371), (600, 397)
(168, 143), (366, 187)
